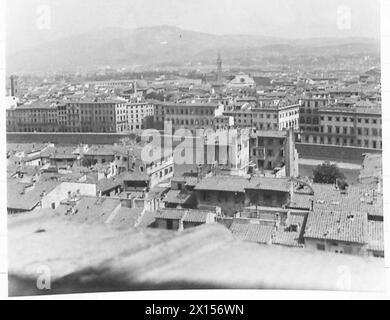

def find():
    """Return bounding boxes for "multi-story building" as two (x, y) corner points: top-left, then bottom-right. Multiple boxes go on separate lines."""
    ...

(194, 175), (293, 216)
(154, 102), (225, 134)
(127, 101), (154, 131)
(223, 109), (253, 128)
(86, 80), (137, 88)
(6, 103), (58, 132)
(223, 101), (299, 132)
(253, 104), (300, 131)
(203, 128), (250, 176)
(300, 105), (382, 149)
(82, 145), (174, 189)
(250, 129), (299, 177)
(7, 99), (128, 133)
(62, 99), (128, 133)
(299, 97), (331, 137)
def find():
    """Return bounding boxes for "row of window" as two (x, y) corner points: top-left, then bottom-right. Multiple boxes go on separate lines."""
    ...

(303, 135), (382, 149)
(303, 126), (381, 136)
(255, 123), (278, 130)
(301, 101), (328, 108)
(153, 166), (173, 179)
(168, 118), (216, 126)
(68, 103), (123, 108)
(165, 108), (215, 116)
(321, 116), (380, 124)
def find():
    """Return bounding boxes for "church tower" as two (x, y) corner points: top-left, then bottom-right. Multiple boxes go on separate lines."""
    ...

(216, 50), (223, 83)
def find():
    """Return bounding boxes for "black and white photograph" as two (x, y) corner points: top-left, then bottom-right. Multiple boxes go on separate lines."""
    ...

(1, 0), (389, 299)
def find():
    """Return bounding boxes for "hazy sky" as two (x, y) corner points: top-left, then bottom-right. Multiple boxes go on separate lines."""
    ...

(7, 0), (380, 53)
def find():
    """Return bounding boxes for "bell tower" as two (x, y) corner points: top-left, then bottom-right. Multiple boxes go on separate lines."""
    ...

(216, 50), (222, 83)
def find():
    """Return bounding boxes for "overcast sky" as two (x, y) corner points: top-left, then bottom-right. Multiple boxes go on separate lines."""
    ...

(7, 0), (380, 53)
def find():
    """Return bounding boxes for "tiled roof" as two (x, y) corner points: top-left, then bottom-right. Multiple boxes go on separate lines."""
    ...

(160, 102), (220, 108)
(171, 176), (199, 187)
(311, 184), (382, 217)
(289, 183), (382, 217)
(97, 178), (122, 193)
(16, 102), (56, 110)
(229, 221), (274, 244)
(84, 145), (141, 157)
(7, 180), (60, 211)
(155, 209), (186, 220)
(195, 176), (248, 193)
(183, 210), (213, 223)
(304, 210), (367, 244)
(137, 211), (157, 228)
(146, 186), (170, 200)
(60, 196), (121, 225)
(287, 193), (313, 210)
(273, 214), (305, 248)
(121, 172), (150, 182)
(251, 131), (287, 138)
(41, 146), (79, 159)
(319, 106), (381, 115)
(7, 143), (50, 155)
(246, 177), (291, 193)
(163, 190), (193, 205)
(50, 154), (78, 160)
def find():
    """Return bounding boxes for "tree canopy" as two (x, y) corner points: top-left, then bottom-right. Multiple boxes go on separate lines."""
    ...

(313, 162), (346, 184)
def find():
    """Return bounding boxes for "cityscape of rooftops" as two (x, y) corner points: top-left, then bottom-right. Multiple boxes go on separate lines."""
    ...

(4, 0), (385, 296)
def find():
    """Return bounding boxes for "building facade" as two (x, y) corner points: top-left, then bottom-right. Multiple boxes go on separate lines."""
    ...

(300, 106), (382, 149)
(224, 104), (300, 132)
(6, 103), (58, 132)
(250, 129), (299, 177)
(154, 102), (225, 134)
(7, 99), (129, 133)
(127, 101), (154, 131)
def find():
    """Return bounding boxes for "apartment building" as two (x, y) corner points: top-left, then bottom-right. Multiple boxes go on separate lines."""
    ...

(194, 175), (292, 216)
(127, 101), (154, 131)
(154, 102), (225, 134)
(223, 109), (253, 128)
(223, 102), (300, 132)
(7, 99), (128, 133)
(250, 129), (299, 177)
(6, 103), (58, 132)
(86, 80), (137, 88)
(252, 105), (300, 131)
(62, 99), (128, 133)
(203, 128), (250, 176)
(300, 105), (382, 150)
(299, 97), (330, 137)
(83, 145), (174, 188)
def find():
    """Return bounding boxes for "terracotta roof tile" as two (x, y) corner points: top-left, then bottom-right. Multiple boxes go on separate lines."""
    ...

(229, 221), (274, 244)
(304, 210), (367, 244)
(195, 176), (248, 193)
(183, 210), (213, 223)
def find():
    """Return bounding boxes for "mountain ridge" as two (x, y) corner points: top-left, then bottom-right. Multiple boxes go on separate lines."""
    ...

(7, 25), (380, 73)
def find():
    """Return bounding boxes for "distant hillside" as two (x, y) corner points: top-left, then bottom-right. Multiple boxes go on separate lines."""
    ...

(7, 25), (380, 73)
